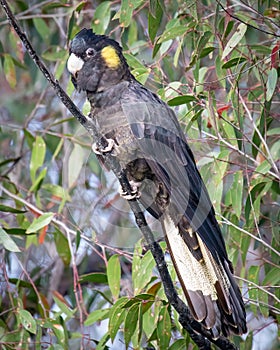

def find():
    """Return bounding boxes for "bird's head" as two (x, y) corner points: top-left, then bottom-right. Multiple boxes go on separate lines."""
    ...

(67, 28), (131, 92)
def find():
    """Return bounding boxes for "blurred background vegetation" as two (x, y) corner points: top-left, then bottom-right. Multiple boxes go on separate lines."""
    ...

(0, 0), (279, 349)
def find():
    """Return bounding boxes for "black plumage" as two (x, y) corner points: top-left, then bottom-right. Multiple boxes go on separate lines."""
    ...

(67, 28), (247, 337)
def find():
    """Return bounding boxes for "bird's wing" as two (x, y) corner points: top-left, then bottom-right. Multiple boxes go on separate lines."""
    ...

(121, 100), (246, 336)
(122, 100), (228, 260)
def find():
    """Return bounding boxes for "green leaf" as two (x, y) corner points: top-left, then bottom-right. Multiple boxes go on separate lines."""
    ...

(131, 67), (150, 85)
(262, 267), (280, 286)
(51, 137), (64, 161)
(23, 128), (35, 148)
(0, 227), (20, 252)
(26, 212), (54, 234)
(9, 278), (33, 288)
(251, 104), (267, 159)
(75, 229), (81, 250)
(4, 228), (27, 236)
(248, 265), (260, 315)
(68, 143), (86, 188)
(123, 293), (154, 310)
(96, 332), (110, 350)
(75, 1), (87, 12)
(148, 0), (163, 43)
(222, 57), (247, 69)
(157, 304), (171, 349)
(258, 288), (269, 318)
(109, 297), (128, 341)
(152, 41), (161, 58)
(266, 68), (278, 101)
(149, 0), (157, 17)
(250, 44), (271, 55)
(84, 308), (110, 326)
(0, 157), (20, 169)
(133, 249), (155, 294)
(248, 265), (260, 285)
(0, 204), (26, 214)
(127, 20), (138, 46)
(167, 95), (196, 106)
(33, 18), (50, 41)
(42, 184), (71, 202)
(199, 46), (215, 59)
(30, 136), (46, 184)
(196, 31), (212, 54)
(201, 150), (229, 212)
(124, 303), (140, 348)
(244, 181), (271, 223)
(40, 319), (66, 344)
(54, 229), (71, 266)
(53, 296), (75, 319)
(222, 23), (247, 59)
(79, 272), (108, 284)
(42, 47), (68, 61)
(255, 160), (272, 175)
(19, 309), (37, 334)
(29, 167), (47, 192)
(220, 121), (237, 147)
(158, 25), (187, 43)
(169, 338), (187, 350)
(4, 54), (16, 88)
(267, 127), (280, 136)
(107, 255), (121, 299)
(143, 300), (161, 339)
(137, 303), (143, 344)
(230, 170), (243, 219)
(120, 0), (134, 27)
(270, 140), (280, 161)
(123, 53), (146, 70)
(91, 2), (111, 34)
(67, 10), (75, 41)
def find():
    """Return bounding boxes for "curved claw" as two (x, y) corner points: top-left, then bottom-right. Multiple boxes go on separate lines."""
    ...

(119, 184), (141, 200)
(92, 139), (115, 155)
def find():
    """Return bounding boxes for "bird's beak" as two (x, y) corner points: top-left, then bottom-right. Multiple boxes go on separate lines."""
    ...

(67, 53), (84, 76)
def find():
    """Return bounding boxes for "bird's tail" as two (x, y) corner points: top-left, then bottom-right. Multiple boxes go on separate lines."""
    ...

(162, 215), (247, 338)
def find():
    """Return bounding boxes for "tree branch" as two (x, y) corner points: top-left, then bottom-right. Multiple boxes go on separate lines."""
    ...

(216, 0), (280, 38)
(0, 1), (238, 349)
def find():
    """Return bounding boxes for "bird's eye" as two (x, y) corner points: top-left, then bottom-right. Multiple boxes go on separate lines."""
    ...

(86, 48), (95, 56)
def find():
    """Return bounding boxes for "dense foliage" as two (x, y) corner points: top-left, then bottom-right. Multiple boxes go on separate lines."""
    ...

(0, 1), (279, 349)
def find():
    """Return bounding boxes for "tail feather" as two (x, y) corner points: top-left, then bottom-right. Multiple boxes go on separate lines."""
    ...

(162, 215), (247, 337)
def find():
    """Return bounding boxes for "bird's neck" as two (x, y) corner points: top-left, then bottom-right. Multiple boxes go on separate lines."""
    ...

(87, 80), (131, 109)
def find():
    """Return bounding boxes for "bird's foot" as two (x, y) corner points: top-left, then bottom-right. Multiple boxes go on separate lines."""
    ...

(119, 182), (141, 200)
(92, 139), (115, 155)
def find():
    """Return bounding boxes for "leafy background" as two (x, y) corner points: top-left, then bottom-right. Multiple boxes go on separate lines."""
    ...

(0, 0), (279, 349)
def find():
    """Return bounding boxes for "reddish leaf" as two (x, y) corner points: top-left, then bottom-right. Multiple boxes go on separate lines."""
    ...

(11, 28), (24, 63)
(207, 119), (212, 128)
(217, 104), (231, 117)
(52, 290), (71, 307)
(146, 281), (161, 296)
(39, 225), (48, 244)
(29, 208), (40, 218)
(3, 54), (16, 88)
(271, 42), (279, 69)
(38, 292), (50, 317)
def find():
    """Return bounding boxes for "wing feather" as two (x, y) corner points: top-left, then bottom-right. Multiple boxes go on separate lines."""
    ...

(120, 97), (246, 336)
(122, 101), (228, 259)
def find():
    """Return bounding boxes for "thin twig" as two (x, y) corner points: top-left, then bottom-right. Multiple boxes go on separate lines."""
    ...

(217, 0), (280, 38)
(219, 214), (280, 257)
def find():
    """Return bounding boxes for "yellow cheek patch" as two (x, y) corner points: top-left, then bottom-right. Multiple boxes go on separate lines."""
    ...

(101, 46), (120, 69)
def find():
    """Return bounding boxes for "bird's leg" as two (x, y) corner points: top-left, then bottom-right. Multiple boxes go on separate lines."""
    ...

(92, 138), (115, 155)
(119, 180), (141, 200)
